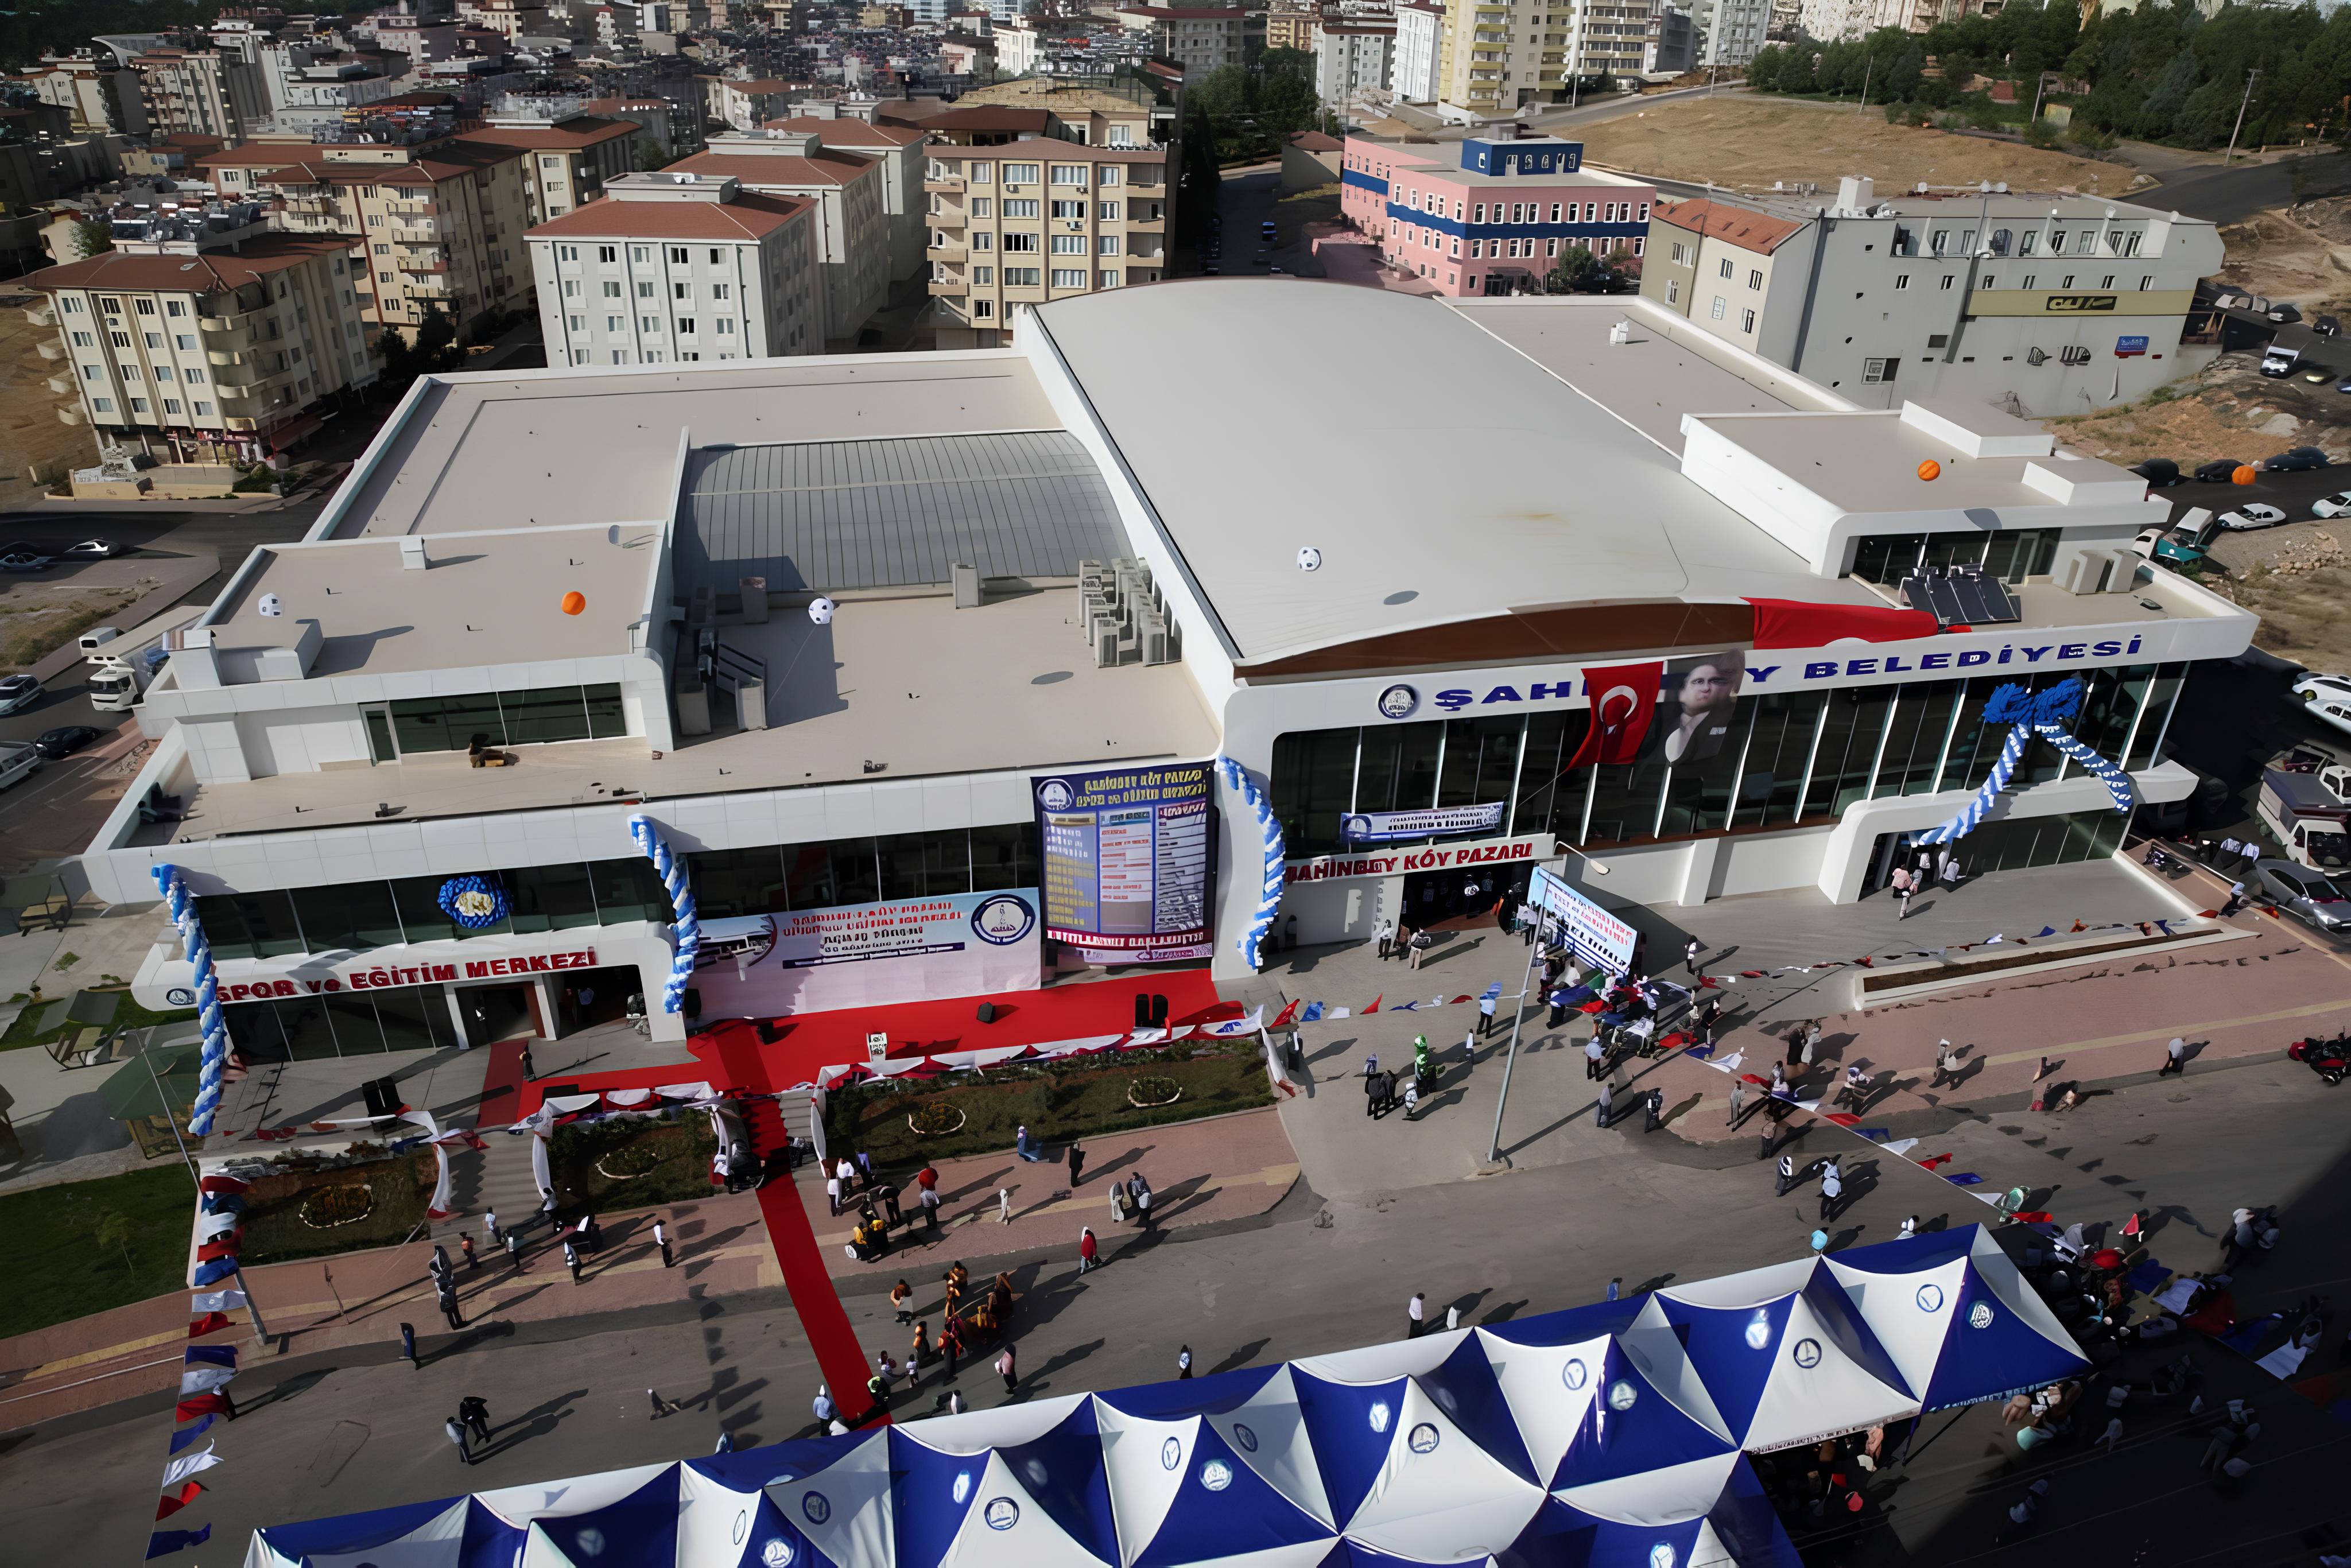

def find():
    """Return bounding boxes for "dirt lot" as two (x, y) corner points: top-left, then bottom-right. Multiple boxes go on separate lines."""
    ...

(0, 574), (158, 669)
(2046, 351), (2347, 469)
(1571, 98), (2152, 198)
(0, 292), (95, 513)
(2214, 196), (2351, 315)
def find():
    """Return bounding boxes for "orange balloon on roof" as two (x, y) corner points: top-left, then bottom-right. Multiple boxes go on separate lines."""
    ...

(560, 591), (587, 615)
(1917, 460), (1941, 481)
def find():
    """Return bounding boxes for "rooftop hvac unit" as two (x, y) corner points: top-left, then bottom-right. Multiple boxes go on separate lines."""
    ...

(1095, 620), (1121, 667)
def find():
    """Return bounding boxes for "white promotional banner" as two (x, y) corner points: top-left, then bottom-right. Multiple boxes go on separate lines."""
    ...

(690, 890), (1042, 1016)
(1527, 864), (1639, 975)
(1339, 801), (1506, 844)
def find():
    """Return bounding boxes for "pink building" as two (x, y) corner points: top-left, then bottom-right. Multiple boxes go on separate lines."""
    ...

(1339, 133), (1658, 296)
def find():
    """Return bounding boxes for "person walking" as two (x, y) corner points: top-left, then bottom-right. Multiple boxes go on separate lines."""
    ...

(1375, 917), (1395, 961)
(996, 1344), (1017, 1397)
(812, 1385), (836, 1430)
(1014, 1124), (1045, 1163)
(484, 1209), (502, 1247)
(438, 1283), (463, 1332)
(1728, 1078), (1747, 1128)
(1899, 1215), (1919, 1240)
(654, 1217), (673, 1268)
(459, 1233), (478, 1272)
(446, 1415), (473, 1466)
(1584, 1034), (1607, 1081)
(1892, 865), (1913, 919)
(996, 1188), (1013, 1225)
(1078, 1227), (1100, 1274)
(1606, 1277), (1622, 1302)
(521, 1047), (537, 1082)
(460, 1395), (491, 1445)
(1135, 1180), (1155, 1231)
(1819, 1160), (1844, 1224)
(1685, 937), (1702, 976)
(1774, 1150), (1797, 1198)
(2159, 1036), (2187, 1077)
(892, 1280), (915, 1322)
(941, 1316), (964, 1383)
(1597, 1078), (1614, 1128)
(856, 1150), (876, 1189)
(826, 1169), (843, 1216)
(1932, 1040), (1963, 1089)
(1478, 991), (1497, 1038)
(1177, 1345), (1193, 1380)
(921, 1184), (941, 1231)
(563, 1237), (581, 1285)
(506, 1230), (525, 1272)
(1547, 984), (1570, 1030)
(1067, 1142), (1086, 1189)
(1407, 1291), (1427, 1338)
(1408, 929), (1430, 970)
(401, 1322), (419, 1371)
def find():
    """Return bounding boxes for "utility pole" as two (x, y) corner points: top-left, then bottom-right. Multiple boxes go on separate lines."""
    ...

(2028, 71), (2048, 126)
(1857, 55), (1872, 115)
(2224, 68), (2260, 166)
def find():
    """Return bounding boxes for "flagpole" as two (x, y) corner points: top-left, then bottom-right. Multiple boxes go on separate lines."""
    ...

(234, 1265), (270, 1348)
(1485, 907), (1546, 1166)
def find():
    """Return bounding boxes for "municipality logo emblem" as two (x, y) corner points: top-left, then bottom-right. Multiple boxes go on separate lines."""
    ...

(1378, 684), (1419, 720)
(984, 1500), (1019, 1532)
(1407, 1423), (1439, 1455)
(1161, 1438), (1182, 1470)
(1970, 1302), (1995, 1330)
(165, 986), (197, 1007)
(1038, 779), (1074, 812)
(1201, 1461), (1233, 1492)
(971, 894), (1035, 946)
(1230, 1423), (1259, 1452)
(801, 1493), (831, 1526)
(763, 1540), (794, 1567)
(1791, 1338), (1822, 1369)
(1917, 1284), (1945, 1314)
(1607, 1380), (1639, 1412)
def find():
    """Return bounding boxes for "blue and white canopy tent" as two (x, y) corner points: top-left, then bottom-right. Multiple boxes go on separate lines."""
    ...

(245, 1229), (2081, 1568)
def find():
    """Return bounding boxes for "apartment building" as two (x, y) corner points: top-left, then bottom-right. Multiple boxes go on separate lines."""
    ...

(24, 201), (375, 465)
(1437, 0), (1558, 114)
(131, 46), (271, 142)
(1563, 0), (1651, 86)
(922, 141), (1169, 347)
(707, 76), (796, 131)
(1340, 132), (1655, 293)
(668, 131), (890, 347)
(1644, 4), (1694, 73)
(1317, 21), (1398, 107)
(760, 114), (929, 282)
(911, 76), (1177, 152)
(207, 138), (533, 344)
(18, 52), (151, 137)
(1266, 0), (1322, 53)
(467, 114), (642, 224)
(1697, 0), (1768, 65)
(529, 171), (825, 366)
(1115, 6), (1254, 79)
(1641, 177), (2224, 414)
(1395, 2), (1445, 101)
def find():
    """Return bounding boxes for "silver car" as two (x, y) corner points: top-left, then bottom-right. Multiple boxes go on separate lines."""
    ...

(2254, 857), (2351, 933)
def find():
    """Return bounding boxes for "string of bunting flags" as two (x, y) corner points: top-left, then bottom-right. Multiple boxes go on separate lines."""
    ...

(150, 1172), (260, 1560)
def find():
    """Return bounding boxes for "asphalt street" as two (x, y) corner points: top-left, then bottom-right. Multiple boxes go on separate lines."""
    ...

(13, 1048), (2351, 1567)
(2144, 150), (2351, 226)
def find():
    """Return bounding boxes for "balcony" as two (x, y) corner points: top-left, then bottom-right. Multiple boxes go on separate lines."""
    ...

(404, 273), (455, 296)
(929, 240), (968, 261)
(924, 174), (964, 195)
(22, 304), (55, 327)
(391, 224), (438, 243)
(207, 358), (269, 387)
(45, 374), (72, 395)
(35, 339), (64, 361)
(201, 324), (256, 354)
(398, 257), (451, 274)
(928, 278), (969, 297)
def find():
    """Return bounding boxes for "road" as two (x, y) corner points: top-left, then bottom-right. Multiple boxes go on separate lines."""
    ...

(2142, 150), (2351, 226)
(10, 1043), (2351, 1567)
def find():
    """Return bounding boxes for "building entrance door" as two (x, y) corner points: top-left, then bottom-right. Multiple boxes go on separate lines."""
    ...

(457, 983), (538, 1047)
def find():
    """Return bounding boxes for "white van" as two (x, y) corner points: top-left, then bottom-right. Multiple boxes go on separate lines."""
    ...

(0, 742), (40, 793)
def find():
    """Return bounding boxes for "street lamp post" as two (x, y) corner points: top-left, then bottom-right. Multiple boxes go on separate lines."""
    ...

(1485, 844), (1613, 1164)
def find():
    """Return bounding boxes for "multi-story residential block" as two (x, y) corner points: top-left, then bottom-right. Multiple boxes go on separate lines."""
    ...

(131, 46), (271, 142)
(1436, 0), (1560, 115)
(922, 141), (1169, 347)
(909, 74), (1178, 152)
(467, 114), (643, 223)
(1394, 1), (1445, 100)
(1266, 0), (1322, 53)
(204, 138), (533, 344)
(669, 131), (891, 347)
(761, 114), (929, 283)
(18, 52), (151, 137)
(1317, 21), (1397, 107)
(1115, 6), (1254, 79)
(707, 76), (795, 131)
(1641, 177), (2225, 414)
(1696, 0), (1767, 65)
(1340, 132), (1655, 293)
(529, 170), (825, 366)
(1644, 3), (1694, 73)
(121, 133), (226, 182)
(255, 41), (416, 136)
(23, 200), (375, 465)
(1562, 0), (1652, 87)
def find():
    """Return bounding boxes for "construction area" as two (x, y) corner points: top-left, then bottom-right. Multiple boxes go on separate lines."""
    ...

(0, 292), (95, 513)
(1571, 96), (2152, 198)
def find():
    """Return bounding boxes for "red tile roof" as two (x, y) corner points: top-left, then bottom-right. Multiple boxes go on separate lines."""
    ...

(1651, 196), (1807, 255)
(759, 114), (927, 148)
(527, 188), (812, 240)
(458, 115), (639, 151)
(22, 235), (354, 294)
(666, 148), (879, 187)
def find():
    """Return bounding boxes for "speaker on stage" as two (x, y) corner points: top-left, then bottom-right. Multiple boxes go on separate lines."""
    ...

(1134, 993), (1152, 1030)
(976, 1002), (997, 1024)
(361, 1076), (401, 1119)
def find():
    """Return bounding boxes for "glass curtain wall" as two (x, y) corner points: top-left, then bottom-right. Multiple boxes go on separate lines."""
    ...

(690, 824), (1043, 920)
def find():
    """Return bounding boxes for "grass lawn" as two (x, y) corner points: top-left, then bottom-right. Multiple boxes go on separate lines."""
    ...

(825, 1045), (1274, 1174)
(547, 1113), (720, 1212)
(239, 1150), (441, 1265)
(0, 1165), (197, 1340)
(0, 989), (198, 1053)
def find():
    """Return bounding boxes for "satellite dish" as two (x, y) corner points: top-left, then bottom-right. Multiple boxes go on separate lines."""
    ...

(808, 595), (836, 625)
(258, 592), (284, 618)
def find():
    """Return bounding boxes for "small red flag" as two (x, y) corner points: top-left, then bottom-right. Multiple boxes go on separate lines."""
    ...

(1853, 957), (1873, 969)
(1269, 999), (1299, 1029)
(1918, 1153), (1954, 1171)
(1363, 995), (1381, 1014)
(188, 1313), (231, 1338)
(156, 1482), (203, 1520)
(2070, 921), (2086, 933)
(175, 1394), (230, 1420)
(196, 1235), (243, 1263)
(1822, 1113), (1861, 1127)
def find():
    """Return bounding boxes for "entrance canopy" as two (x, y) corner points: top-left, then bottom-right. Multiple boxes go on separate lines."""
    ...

(247, 1228), (2077, 1568)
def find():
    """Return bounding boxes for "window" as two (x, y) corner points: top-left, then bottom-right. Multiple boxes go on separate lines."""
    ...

(1097, 200), (1119, 220)
(1004, 267), (1041, 286)
(1709, 295), (1726, 320)
(1099, 235), (1120, 255)
(1100, 166), (1121, 187)
(2140, 274), (2155, 290)
(602, 281), (621, 298)
(2022, 274), (2037, 290)
(1740, 308), (1755, 332)
(129, 398), (148, 413)
(1894, 273), (1910, 291)
(192, 400), (211, 415)
(134, 298), (156, 316)
(1747, 269), (1762, 290)
(972, 233), (994, 251)
(2050, 231), (2067, 254)
(1052, 199), (1085, 219)
(1051, 234), (1085, 254)
(1049, 165), (1086, 185)
(185, 367), (204, 384)
(715, 320), (734, 335)
(1863, 357), (1899, 383)
(606, 316), (622, 331)
(1003, 232), (1039, 253)
(1989, 228), (2012, 255)
(62, 297), (83, 313)
(558, 244), (579, 261)
(2101, 274), (2115, 289)
(1718, 257), (1733, 278)
(668, 245), (689, 263)
(1550, 202), (1562, 222)
(1667, 279), (1679, 304)
(635, 281), (655, 299)
(630, 246), (651, 263)
(973, 266), (992, 284)
(110, 331), (131, 348)
(642, 316), (660, 332)
(1939, 274), (1956, 291)
(1099, 269), (1120, 288)
(80, 364), (102, 381)
(676, 317), (696, 334)
(673, 282), (690, 300)
(2061, 274), (2075, 288)
(1052, 268), (1087, 288)
(155, 365), (173, 381)
(1004, 162), (1040, 184)
(711, 283), (728, 300)
(597, 244), (617, 262)
(1930, 229), (1950, 255)
(1002, 199), (1039, 218)
(91, 397), (112, 412)
(968, 161), (993, 183)
(174, 333), (195, 350)
(973, 299), (994, 317)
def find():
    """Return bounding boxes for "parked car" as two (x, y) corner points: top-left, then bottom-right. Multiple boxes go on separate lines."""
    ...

(2219, 504), (2290, 530)
(2314, 491), (2351, 518)
(2294, 673), (2351, 739)
(2253, 858), (2351, 934)
(2269, 302), (2305, 324)
(0, 673), (42, 716)
(2131, 458), (2184, 487)
(2265, 447), (2331, 472)
(2305, 368), (2331, 384)
(2321, 315), (2345, 337)
(30, 724), (99, 759)
(61, 538), (121, 560)
(0, 552), (50, 573)
(2195, 458), (2249, 482)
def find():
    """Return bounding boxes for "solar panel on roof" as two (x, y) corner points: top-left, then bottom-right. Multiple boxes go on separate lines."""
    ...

(1900, 576), (1937, 619)
(1926, 576), (1968, 625)
(1945, 571), (1993, 624)
(1974, 574), (2022, 624)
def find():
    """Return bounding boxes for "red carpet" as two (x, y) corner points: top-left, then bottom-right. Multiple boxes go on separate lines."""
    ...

(756, 1176), (887, 1425)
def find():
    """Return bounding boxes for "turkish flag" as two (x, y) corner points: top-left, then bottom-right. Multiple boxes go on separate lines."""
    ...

(187, 1313), (231, 1338)
(1565, 663), (1662, 769)
(156, 1483), (203, 1520)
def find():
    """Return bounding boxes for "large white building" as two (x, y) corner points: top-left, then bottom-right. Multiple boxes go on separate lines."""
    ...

(1394, 1), (1445, 102)
(1316, 21), (1398, 110)
(96, 284), (2245, 1065)
(1697, 0), (1768, 65)
(527, 170), (828, 367)
(1642, 176), (2226, 416)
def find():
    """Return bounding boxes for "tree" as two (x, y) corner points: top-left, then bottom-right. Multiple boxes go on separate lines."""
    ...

(95, 1208), (134, 1274)
(69, 218), (114, 259)
(1545, 243), (1627, 294)
(637, 135), (674, 170)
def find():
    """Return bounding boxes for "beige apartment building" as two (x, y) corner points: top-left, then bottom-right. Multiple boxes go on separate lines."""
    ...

(760, 114), (930, 284)
(19, 52), (150, 137)
(668, 131), (890, 348)
(465, 114), (643, 224)
(203, 139), (533, 344)
(922, 141), (1168, 348)
(24, 204), (375, 465)
(131, 46), (270, 142)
